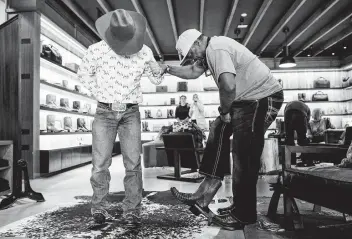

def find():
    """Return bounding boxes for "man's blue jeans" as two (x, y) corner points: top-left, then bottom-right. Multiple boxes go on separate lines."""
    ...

(90, 105), (142, 214)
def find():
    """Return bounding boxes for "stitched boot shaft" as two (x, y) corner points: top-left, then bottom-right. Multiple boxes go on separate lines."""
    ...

(196, 178), (222, 207)
(64, 117), (73, 132)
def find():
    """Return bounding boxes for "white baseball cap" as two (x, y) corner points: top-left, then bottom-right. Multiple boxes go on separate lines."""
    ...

(176, 29), (202, 65)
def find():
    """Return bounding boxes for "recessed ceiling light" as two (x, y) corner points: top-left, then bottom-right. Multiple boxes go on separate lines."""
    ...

(238, 24), (248, 29)
(344, 46), (347, 49)
(241, 13), (247, 17)
(332, 53), (335, 55)
(307, 54), (311, 57)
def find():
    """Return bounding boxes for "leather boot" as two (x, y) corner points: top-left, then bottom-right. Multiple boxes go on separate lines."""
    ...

(170, 177), (212, 205)
(64, 117), (73, 132)
(188, 178), (222, 224)
(47, 115), (63, 132)
(217, 203), (236, 215)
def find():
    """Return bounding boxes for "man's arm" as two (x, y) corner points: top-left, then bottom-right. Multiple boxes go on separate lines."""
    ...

(218, 73), (236, 114)
(162, 61), (205, 80)
(144, 48), (164, 85)
(77, 46), (98, 95)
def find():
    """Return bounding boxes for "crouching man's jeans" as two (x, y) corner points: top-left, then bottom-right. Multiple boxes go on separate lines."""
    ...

(230, 91), (283, 223)
(91, 105), (142, 214)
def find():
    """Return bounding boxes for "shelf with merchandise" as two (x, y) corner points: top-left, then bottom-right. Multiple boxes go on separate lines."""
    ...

(41, 16), (86, 59)
(40, 80), (97, 102)
(40, 132), (92, 135)
(40, 105), (95, 117)
(40, 56), (78, 75)
(141, 117), (218, 121)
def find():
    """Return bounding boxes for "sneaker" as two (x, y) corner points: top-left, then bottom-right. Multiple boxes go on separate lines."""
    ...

(118, 211), (141, 228)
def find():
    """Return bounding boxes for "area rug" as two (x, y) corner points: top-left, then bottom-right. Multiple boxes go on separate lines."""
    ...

(0, 191), (211, 239)
(1, 191), (351, 239)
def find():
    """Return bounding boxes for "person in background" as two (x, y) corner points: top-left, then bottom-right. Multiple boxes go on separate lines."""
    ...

(307, 108), (335, 143)
(189, 94), (207, 129)
(78, 9), (164, 227)
(284, 100), (311, 146)
(175, 95), (190, 122)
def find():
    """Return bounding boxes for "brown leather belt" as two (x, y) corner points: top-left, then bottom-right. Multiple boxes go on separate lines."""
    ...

(98, 102), (138, 111)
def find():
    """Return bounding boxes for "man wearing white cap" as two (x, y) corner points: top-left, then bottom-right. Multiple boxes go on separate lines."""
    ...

(78, 9), (163, 227)
(159, 29), (284, 230)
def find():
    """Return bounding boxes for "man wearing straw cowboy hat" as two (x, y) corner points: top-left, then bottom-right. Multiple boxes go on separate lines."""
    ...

(78, 9), (164, 227)
(158, 29), (283, 230)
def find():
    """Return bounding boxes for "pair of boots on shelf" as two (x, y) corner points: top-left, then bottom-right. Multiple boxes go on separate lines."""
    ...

(47, 115), (64, 133)
(144, 110), (153, 119)
(171, 176), (242, 231)
(60, 98), (71, 111)
(142, 121), (150, 132)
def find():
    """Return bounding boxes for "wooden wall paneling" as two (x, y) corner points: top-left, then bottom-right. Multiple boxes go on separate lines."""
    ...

(0, 16), (20, 178)
(18, 12), (41, 178)
(39, 150), (49, 173)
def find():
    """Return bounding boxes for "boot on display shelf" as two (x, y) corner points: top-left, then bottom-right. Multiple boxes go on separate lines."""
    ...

(167, 109), (174, 118)
(148, 110), (153, 118)
(77, 118), (90, 132)
(72, 101), (81, 112)
(47, 115), (64, 133)
(60, 98), (71, 111)
(45, 94), (58, 108)
(64, 117), (73, 132)
(83, 103), (92, 114)
(145, 121), (150, 132)
(62, 80), (69, 89)
(74, 85), (82, 93)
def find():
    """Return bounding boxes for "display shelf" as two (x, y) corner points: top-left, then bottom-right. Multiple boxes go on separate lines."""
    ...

(140, 103), (220, 107)
(40, 80), (96, 102)
(0, 141), (12, 146)
(40, 105), (95, 117)
(0, 189), (11, 197)
(141, 117), (217, 121)
(0, 141), (13, 196)
(0, 166), (11, 172)
(40, 132), (92, 135)
(143, 87), (347, 95)
(41, 56), (77, 74)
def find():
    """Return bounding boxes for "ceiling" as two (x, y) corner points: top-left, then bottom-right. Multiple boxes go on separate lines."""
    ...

(58, 0), (352, 61)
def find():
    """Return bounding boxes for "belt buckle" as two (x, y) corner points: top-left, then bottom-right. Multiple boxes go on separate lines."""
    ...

(111, 103), (126, 112)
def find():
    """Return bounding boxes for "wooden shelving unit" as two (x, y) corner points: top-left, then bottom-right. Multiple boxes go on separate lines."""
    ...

(0, 141), (13, 197)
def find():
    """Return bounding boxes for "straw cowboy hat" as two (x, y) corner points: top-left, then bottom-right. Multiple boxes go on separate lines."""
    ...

(95, 9), (147, 55)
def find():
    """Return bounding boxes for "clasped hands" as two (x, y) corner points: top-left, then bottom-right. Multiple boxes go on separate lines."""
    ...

(147, 61), (167, 77)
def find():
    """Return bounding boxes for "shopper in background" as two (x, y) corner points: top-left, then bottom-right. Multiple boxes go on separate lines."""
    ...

(284, 100), (311, 146)
(175, 95), (190, 122)
(78, 9), (164, 227)
(155, 29), (283, 230)
(189, 94), (207, 129)
(307, 108), (335, 143)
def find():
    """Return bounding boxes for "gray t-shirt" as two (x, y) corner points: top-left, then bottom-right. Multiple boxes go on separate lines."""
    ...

(206, 36), (282, 100)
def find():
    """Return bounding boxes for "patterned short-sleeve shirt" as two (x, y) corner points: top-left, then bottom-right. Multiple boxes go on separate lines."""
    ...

(78, 41), (163, 103)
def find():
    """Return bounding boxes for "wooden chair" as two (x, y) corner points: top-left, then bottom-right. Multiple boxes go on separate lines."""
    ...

(156, 132), (204, 183)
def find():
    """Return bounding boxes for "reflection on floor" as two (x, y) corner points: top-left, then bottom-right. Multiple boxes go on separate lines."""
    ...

(0, 154), (274, 238)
